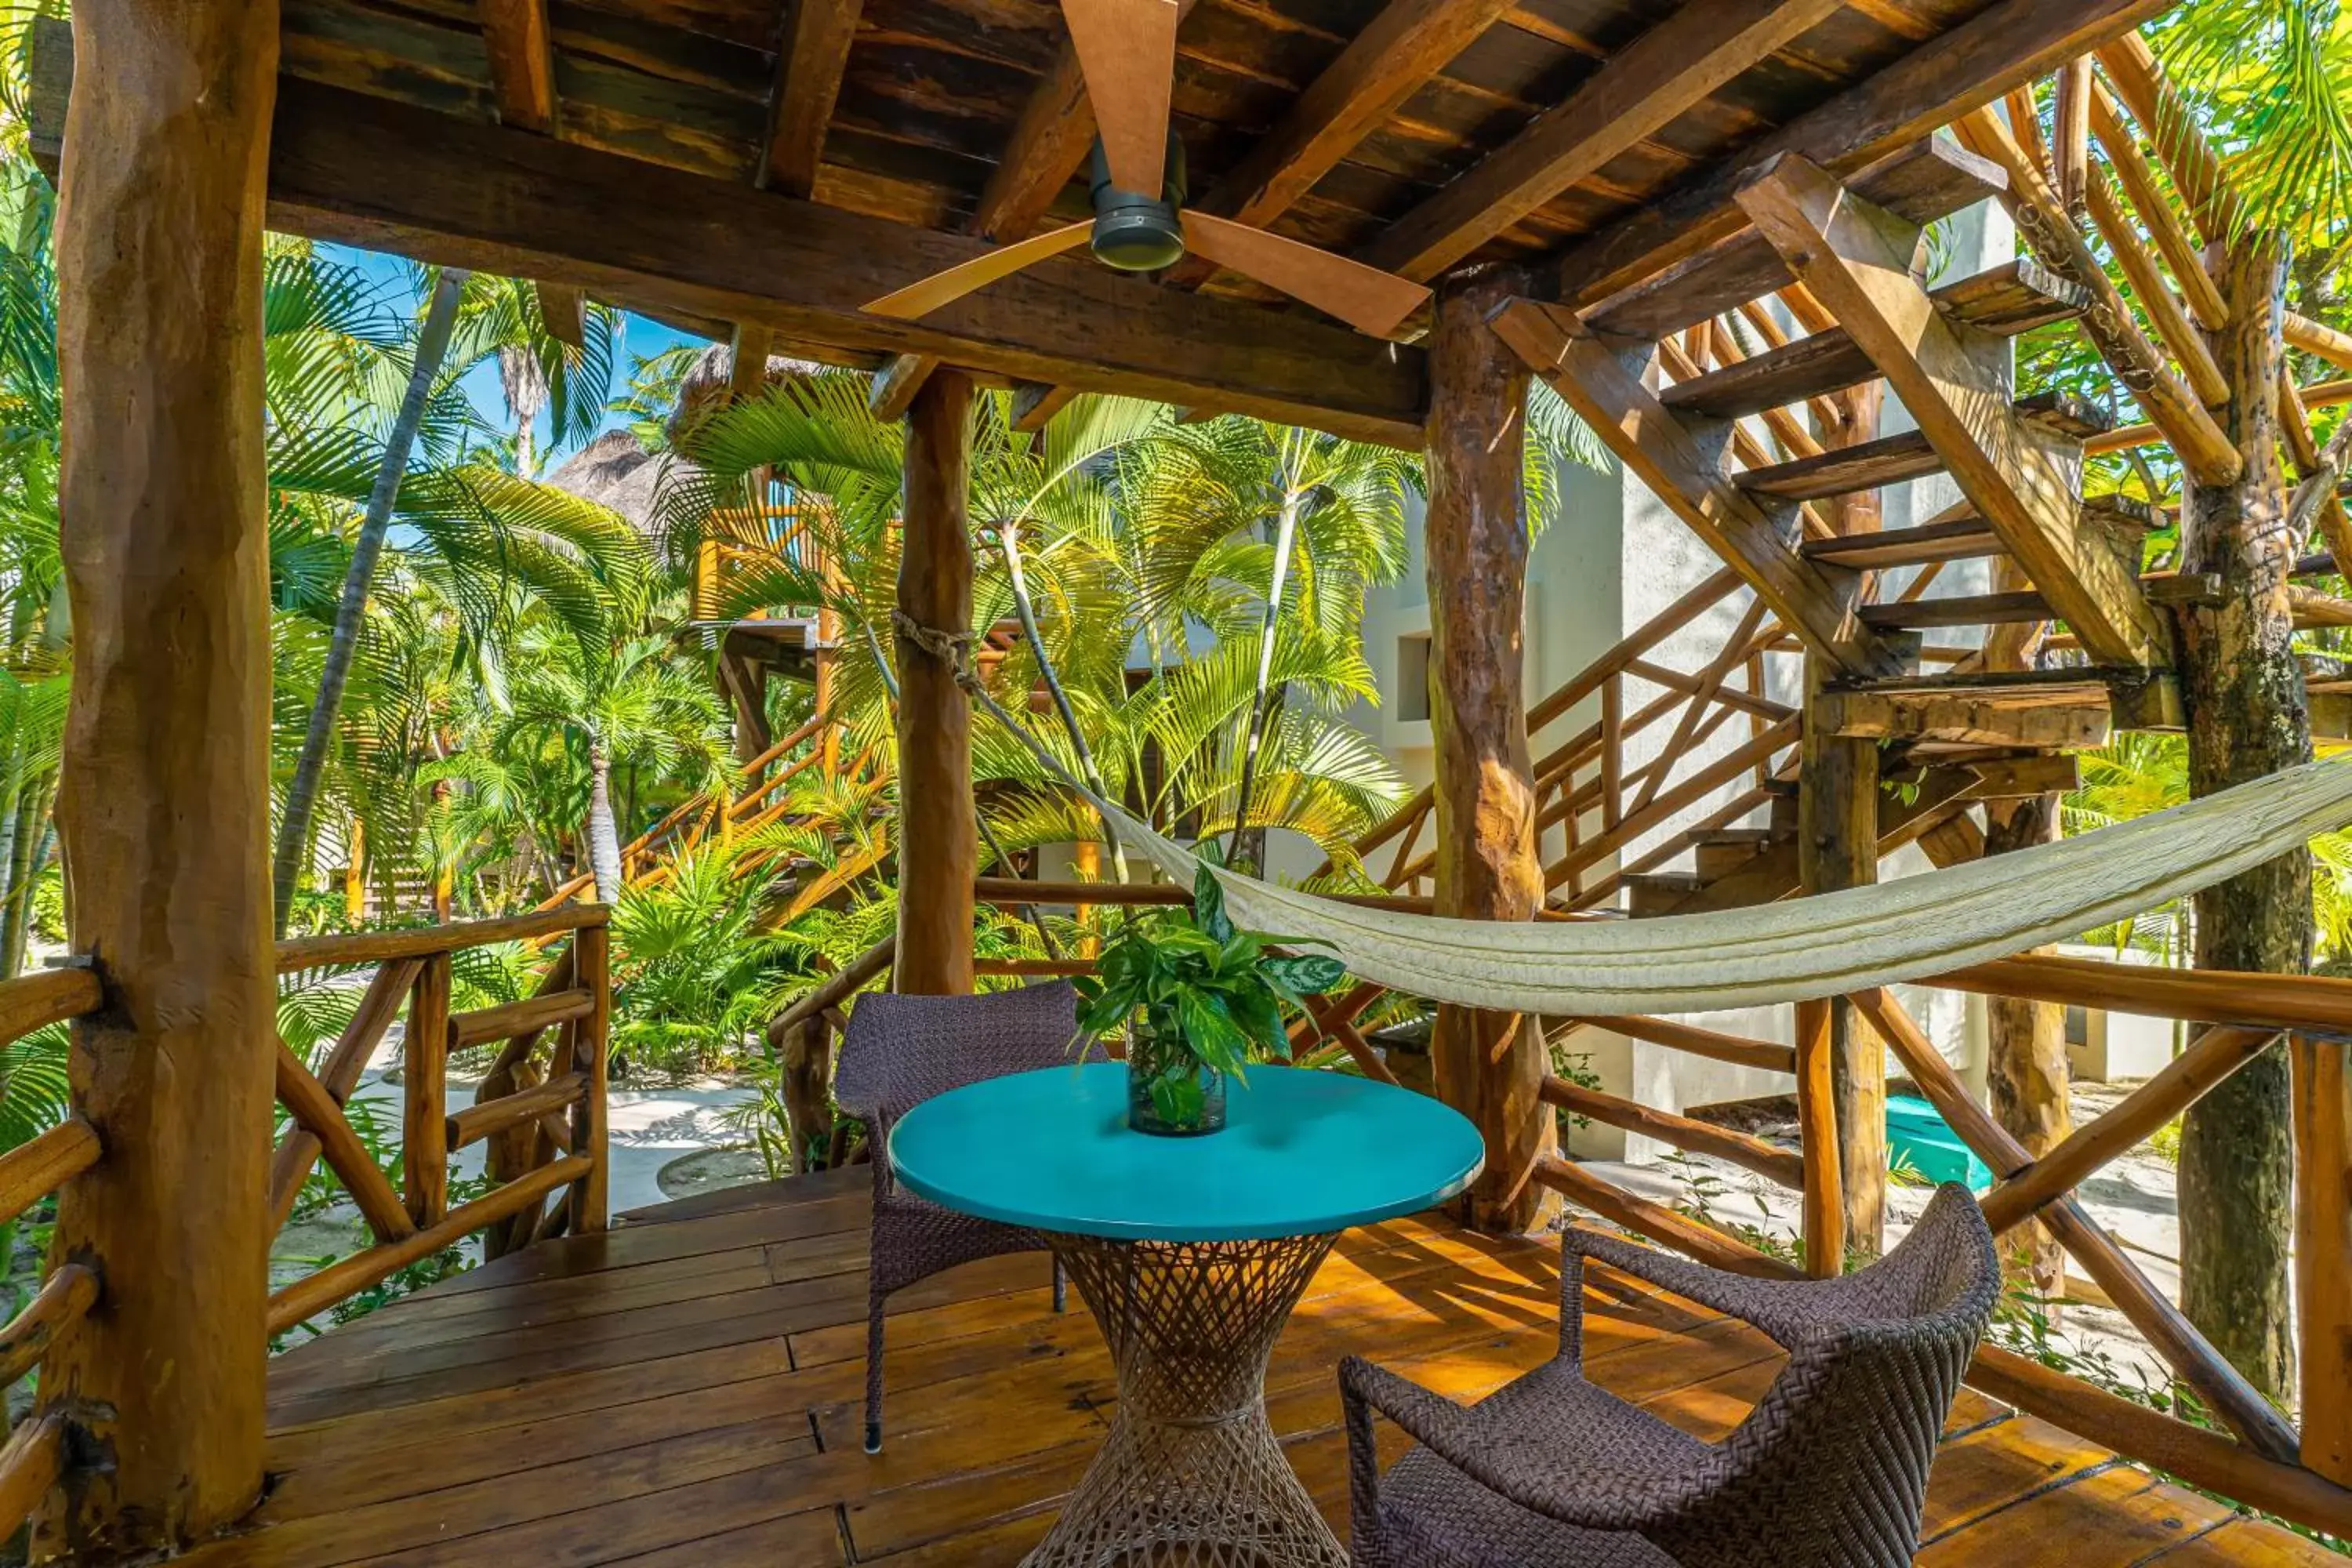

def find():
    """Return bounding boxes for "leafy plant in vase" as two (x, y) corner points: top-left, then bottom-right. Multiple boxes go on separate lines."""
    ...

(1073, 856), (1349, 1135)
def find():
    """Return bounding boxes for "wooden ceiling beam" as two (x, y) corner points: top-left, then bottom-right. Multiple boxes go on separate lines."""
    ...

(1548, 0), (2169, 311)
(1196, 0), (1521, 231)
(236, 80), (1424, 444)
(1010, 383), (1078, 431)
(761, 0), (866, 198)
(869, 353), (941, 419)
(479, 0), (557, 136)
(1356, 0), (1841, 284)
(971, 0), (1203, 243)
(478, 1), (589, 364)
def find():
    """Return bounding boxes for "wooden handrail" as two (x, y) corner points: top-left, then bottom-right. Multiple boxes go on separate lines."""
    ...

(0, 1265), (97, 1388)
(267, 1155), (594, 1334)
(1937, 951), (2352, 1034)
(275, 906), (607, 971)
(0, 966), (101, 1044)
(1540, 1076), (1802, 1189)
(0, 1119), (100, 1227)
(262, 913), (612, 1330)
(1558, 1014), (1795, 1076)
(1977, 1024), (2277, 1235)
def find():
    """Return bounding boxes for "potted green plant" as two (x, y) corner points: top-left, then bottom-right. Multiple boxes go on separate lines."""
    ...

(1073, 857), (1349, 1135)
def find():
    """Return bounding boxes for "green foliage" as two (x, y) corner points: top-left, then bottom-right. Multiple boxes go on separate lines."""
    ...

(607, 844), (811, 1076)
(1073, 857), (1345, 1127)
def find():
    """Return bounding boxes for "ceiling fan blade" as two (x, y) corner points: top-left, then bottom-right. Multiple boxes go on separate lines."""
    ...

(1062, 0), (1177, 197)
(864, 223), (1094, 319)
(1180, 212), (1432, 339)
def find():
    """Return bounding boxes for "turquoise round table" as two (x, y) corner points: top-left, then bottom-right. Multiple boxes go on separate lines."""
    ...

(890, 1062), (1483, 1568)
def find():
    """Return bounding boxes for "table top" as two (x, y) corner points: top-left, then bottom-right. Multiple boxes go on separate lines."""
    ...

(887, 1063), (1485, 1243)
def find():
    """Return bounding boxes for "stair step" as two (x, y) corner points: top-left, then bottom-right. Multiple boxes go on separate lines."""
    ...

(1737, 394), (2112, 503)
(1624, 871), (1708, 919)
(1800, 516), (2005, 569)
(1586, 140), (2008, 341)
(1692, 828), (1785, 882)
(1859, 590), (2053, 630)
(1663, 260), (2087, 421)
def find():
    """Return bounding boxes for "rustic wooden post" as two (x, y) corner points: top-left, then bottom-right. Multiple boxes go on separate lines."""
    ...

(36, 0), (280, 1555)
(1424, 267), (1555, 1234)
(1792, 996), (1845, 1277)
(404, 953), (452, 1227)
(895, 368), (978, 996)
(1983, 800), (2071, 1302)
(567, 920), (611, 1233)
(2292, 1029), (2352, 1484)
(1799, 664), (1883, 1257)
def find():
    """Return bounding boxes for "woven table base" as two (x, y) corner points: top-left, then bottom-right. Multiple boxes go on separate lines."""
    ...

(1026, 1231), (1351, 1568)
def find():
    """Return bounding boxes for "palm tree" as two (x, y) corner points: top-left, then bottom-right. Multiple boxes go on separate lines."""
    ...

(485, 626), (733, 905)
(272, 264), (470, 932)
(463, 277), (622, 479)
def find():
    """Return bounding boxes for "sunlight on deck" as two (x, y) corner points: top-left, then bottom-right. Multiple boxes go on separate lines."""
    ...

(196, 1167), (2333, 1566)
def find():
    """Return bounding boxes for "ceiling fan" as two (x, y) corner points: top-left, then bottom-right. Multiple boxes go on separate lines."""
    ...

(862, 0), (1432, 340)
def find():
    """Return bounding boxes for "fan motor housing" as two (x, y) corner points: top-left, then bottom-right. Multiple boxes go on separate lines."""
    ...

(1087, 136), (1187, 273)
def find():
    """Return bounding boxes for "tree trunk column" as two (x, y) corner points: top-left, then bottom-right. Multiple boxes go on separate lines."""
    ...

(39, 0), (281, 1555)
(895, 370), (978, 996)
(1800, 662), (1884, 1258)
(1423, 268), (1554, 1234)
(2178, 241), (2307, 1399)
(1982, 796), (2071, 1299)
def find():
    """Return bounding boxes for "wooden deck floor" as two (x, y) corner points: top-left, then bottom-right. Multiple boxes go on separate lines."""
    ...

(197, 1166), (2336, 1566)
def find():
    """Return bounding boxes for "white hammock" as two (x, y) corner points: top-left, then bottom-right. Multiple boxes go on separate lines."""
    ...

(1077, 755), (2352, 1017)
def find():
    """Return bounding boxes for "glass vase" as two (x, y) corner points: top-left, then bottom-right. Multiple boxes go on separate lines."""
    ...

(1125, 1023), (1228, 1136)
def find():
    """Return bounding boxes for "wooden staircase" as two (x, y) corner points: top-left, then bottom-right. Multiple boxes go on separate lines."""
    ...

(1338, 141), (2203, 922)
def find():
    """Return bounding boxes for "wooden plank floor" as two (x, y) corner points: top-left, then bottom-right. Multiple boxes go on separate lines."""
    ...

(190, 1166), (2337, 1566)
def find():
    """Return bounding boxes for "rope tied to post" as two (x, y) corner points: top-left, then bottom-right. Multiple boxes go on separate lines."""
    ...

(891, 608), (976, 671)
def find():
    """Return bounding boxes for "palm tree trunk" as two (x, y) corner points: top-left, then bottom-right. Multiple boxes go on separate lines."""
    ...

(270, 267), (470, 933)
(586, 734), (626, 905)
(1228, 484), (1301, 872)
(1, 785), (53, 978)
(998, 522), (1129, 882)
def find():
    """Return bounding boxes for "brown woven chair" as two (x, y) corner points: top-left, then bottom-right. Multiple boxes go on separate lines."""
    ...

(834, 980), (1087, 1455)
(1340, 1182), (2000, 1568)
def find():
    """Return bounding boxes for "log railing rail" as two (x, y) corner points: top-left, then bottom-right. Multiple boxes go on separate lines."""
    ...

(756, 857), (2352, 1534)
(263, 906), (612, 1336)
(0, 965), (105, 1542)
(1327, 566), (1811, 911)
(1528, 960), (2352, 1537)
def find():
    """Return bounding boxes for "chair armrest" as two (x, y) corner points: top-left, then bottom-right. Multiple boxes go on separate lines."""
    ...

(1338, 1356), (1715, 1534)
(1563, 1225), (1846, 1352)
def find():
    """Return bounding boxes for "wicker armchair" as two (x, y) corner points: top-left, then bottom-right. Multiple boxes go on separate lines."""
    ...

(1340, 1182), (2000, 1568)
(834, 981), (1087, 1455)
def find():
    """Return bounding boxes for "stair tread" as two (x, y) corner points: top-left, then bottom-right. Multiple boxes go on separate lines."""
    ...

(1799, 516), (2005, 569)
(1738, 393), (2111, 502)
(1663, 260), (2085, 421)
(1859, 590), (2053, 630)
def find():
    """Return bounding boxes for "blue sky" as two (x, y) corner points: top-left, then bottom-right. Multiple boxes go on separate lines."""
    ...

(336, 244), (706, 468)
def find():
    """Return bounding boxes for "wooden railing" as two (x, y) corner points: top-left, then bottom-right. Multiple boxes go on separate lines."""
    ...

(771, 857), (2352, 1536)
(1336, 567), (1802, 909)
(1541, 964), (2352, 1538)
(534, 713), (869, 913)
(265, 907), (612, 1334)
(0, 965), (106, 1541)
